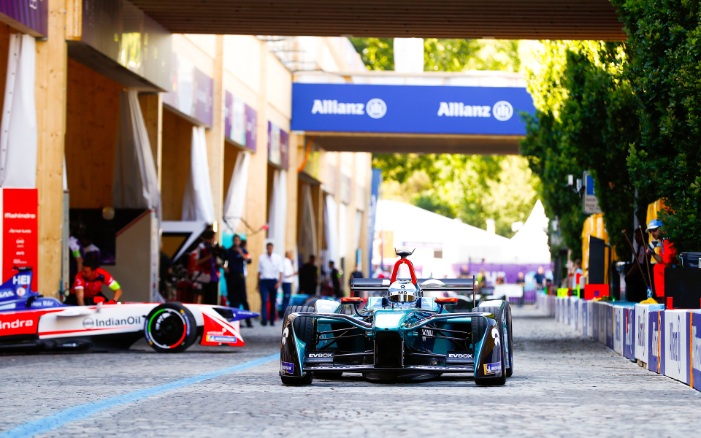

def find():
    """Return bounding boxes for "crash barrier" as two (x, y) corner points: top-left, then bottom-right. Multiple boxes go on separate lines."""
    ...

(537, 294), (701, 391)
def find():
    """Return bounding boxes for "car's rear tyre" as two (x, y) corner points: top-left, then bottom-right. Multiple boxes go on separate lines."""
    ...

(475, 305), (506, 386)
(144, 302), (198, 353)
(505, 304), (514, 377)
(280, 305), (315, 386)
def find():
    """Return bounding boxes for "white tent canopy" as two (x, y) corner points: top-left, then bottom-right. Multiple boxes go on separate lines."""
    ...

(375, 200), (550, 272)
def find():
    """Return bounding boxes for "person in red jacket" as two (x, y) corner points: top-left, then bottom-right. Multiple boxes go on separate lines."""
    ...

(66, 256), (123, 306)
(645, 219), (677, 298)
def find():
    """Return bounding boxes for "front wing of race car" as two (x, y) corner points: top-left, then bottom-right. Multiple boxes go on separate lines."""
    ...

(280, 308), (507, 384)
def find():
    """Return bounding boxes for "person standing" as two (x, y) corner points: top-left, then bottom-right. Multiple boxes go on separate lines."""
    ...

(258, 242), (283, 326)
(299, 255), (318, 295)
(193, 228), (220, 305)
(224, 234), (253, 328)
(534, 266), (546, 293)
(645, 219), (677, 298)
(328, 261), (342, 298)
(281, 251), (297, 316)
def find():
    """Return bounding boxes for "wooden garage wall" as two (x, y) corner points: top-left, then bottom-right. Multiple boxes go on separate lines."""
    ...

(65, 58), (122, 208)
(161, 108), (194, 220)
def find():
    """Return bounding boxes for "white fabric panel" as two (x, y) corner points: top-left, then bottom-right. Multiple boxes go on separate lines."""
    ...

(267, 169), (287, 257)
(113, 91), (161, 217)
(223, 151), (250, 232)
(323, 194), (338, 265)
(0, 34), (37, 188)
(182, 126), (215, 223)
(355, 210), (363, 249)
(299, 184), (317, 257)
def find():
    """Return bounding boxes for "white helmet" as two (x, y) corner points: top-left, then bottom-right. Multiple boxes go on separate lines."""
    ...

(388, 280), (418, 303)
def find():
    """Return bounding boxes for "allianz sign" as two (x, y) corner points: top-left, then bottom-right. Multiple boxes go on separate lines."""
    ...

(437, 101), (514, 121)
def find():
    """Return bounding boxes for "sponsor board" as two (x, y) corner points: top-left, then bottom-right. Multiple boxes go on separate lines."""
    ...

(281, 361), (294, 375)
(691, 312), (701, 391)
(635, 304), (651, 363)
(605, 304), (614, 349)
(484, 362), (502, 375)
(648, 310), (665, 375)
(623, 307), (636, 360)
(592, 301), (599, 341)
(613, 306), (624, 355)
(82, 316), (142, 329)
(664, 310), (689, 384)
(573, 298), (580, 332)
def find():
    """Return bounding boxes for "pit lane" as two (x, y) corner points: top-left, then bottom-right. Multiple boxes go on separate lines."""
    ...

(1, 305), (700, 437)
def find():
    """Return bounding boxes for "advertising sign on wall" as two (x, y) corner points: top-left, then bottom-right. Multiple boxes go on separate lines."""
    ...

(292, 83), (535, 136)
(613, 306), (624, 355)
(163, 53), (213, 127)
(224, 91), (257, 152)
(664, 310), (689, 384)
(0, 0), (48, 37)
(0, 188), (38, 291)
(267, 122), (289, 169)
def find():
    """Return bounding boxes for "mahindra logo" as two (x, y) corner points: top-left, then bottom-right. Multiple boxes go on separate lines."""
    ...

(308, 353), (333, 358)
(1, 319), (33, 330)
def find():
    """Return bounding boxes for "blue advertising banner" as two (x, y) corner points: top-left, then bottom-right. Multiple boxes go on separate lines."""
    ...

(623, 307), (636, 360)
(291, 83), (535, 136)
(605, 304), (614, 349)
(367, 169), (382, 272)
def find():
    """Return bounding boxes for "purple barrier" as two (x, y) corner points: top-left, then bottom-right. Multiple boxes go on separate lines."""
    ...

(663, 310), (689, 384)
(648, 310), (665, 375)
(692, 312), (701, 391)
(592, 302), (599, 341)
(605, 304), (614, 349)
(623, 307), (636, 360)
(582, 300), (589, 337)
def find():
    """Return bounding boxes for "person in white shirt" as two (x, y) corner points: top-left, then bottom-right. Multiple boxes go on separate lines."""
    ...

(258, 242), (283, 326)
(281, 251), (297, 317)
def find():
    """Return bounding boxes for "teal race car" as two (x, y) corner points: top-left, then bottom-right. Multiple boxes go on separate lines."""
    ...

(279, 250), (513, 386)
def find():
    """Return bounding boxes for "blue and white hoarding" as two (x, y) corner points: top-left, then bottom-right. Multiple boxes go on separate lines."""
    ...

(291, 83), (535, 136)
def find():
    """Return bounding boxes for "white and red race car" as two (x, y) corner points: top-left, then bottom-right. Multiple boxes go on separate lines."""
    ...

(0, 267), (257, 353)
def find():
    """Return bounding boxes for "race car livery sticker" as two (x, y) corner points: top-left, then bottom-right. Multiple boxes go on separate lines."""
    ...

(205, 334), (238, 344)
(305, 351), (334, 364)
(446, 352), (473, 364)
(484, 362), (502, 375)
(281, 361), (295, 374)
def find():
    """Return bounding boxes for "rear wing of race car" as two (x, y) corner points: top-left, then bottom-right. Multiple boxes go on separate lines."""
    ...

(350, 277), (476, 297)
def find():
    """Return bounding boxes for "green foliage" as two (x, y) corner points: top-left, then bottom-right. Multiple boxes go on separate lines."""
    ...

(349, 37), (394, 70)
(522, 41), (640, 259)
(611, 0), (701, 252)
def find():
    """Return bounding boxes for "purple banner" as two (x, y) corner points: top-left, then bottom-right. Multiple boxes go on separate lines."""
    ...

(0, 0), (48, 37)
(267, 121), (289, 169)
(592, 302), (599, 341)
(623, 307), (636, 360)
(648, 310), (665, 375)
(244, 104), (257, 152)
(692, 312), (701, 391)
(451, 262), (553, 289)
(163, 53), (213, 127)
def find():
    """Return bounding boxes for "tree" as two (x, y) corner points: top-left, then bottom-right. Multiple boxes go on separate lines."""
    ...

(522, 41), (639, 259)
(612, 0), (701, 252)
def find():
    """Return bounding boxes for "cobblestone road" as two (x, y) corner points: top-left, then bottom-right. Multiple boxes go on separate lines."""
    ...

(1, 305), (699, 437)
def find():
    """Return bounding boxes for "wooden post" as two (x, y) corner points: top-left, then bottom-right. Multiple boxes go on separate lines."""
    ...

(35, 1), (68, 296)
(205, 35), (225, 230)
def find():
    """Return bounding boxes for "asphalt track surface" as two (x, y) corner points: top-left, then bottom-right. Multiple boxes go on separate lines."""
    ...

(1, 305), (700, 437)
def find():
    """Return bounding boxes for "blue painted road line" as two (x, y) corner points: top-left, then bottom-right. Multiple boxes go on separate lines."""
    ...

(0, 353), (278, 438)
